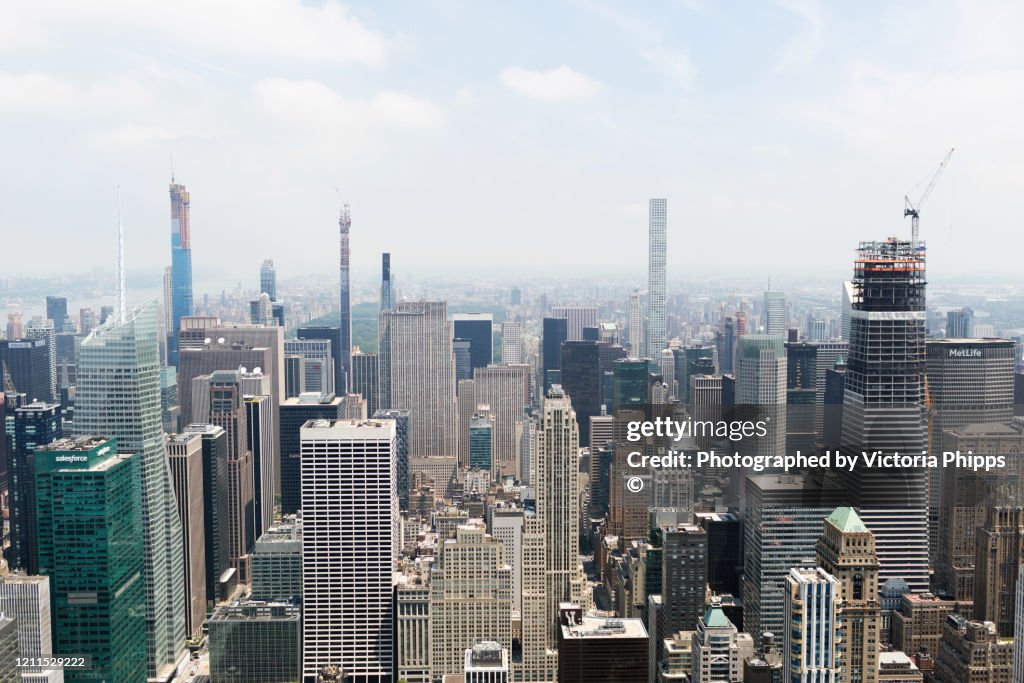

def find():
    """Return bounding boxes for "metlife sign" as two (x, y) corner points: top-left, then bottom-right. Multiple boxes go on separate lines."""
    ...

(948, 347), (982, 358)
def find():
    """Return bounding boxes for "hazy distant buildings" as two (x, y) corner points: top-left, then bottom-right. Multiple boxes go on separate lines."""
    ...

(259, 259), (276, 300)
(946, 307), (974, 338)
(338, 203), (352, 392)
(551, 306), (598, 343)
(762, 291), (786, 336)
(501, 321), (523, 365)
(629, 291), (644, 358)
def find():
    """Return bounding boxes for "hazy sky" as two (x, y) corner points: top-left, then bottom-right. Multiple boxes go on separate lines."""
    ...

(2, 1), (1021, 283)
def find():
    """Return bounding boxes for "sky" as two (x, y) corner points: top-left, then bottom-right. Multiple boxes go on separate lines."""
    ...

(1, 0), (1022, 283)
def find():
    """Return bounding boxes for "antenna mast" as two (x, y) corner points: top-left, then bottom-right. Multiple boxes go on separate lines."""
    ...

(117, 187), (126, 322)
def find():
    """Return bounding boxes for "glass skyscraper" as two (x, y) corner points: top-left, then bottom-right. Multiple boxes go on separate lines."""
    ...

(168, 181), (193, 366)
(74, 300), (187, 679)
(34, 435), (147, 683)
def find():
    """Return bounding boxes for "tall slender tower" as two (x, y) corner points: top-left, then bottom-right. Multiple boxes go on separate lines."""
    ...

(168, 181), (193, 366)
(647, 198), (667, 356)
(339, 203), (352, 392)
(840, 237), (929, 593)
(75, 300), (187, 679)
(381, 252), (394, 312)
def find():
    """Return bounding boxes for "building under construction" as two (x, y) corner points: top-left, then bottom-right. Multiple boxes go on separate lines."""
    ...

(840, 237), (930, 594)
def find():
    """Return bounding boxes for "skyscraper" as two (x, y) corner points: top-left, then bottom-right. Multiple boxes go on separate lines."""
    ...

(973, 506), (1024, 638)
(298, 326), (344, 397)
(658, 523), (708, 637)
(542, 316), (568, 391)
(260, 259), (276, 300)
(840, 238), (929, 593)
(429, 523), (513, 681)
(535, 386), (585, 646)
(74, 301), (186, 678)
(166, 431), (207, 640)
(24, 316), (57, 403)
(279, 393), (345, 514)
(183, 423), (232, 605)
(168, 181), (193, 366)
(551, 306), (598, 342)
(0, 339), (51, 404)
(453, 313), (494, 371)
(352, 349), (379, 415)
(817, 507), (880, 683)
(472, 364), (530, 480)
(629, 290), (644, 358)
(284, 338), (334, 395)
(45, 295), (68, 332)
(946, 307), (974, 338)
(378, 300), (458, 456)
(0, 574), (62, 683)
(7, 400), (61, 573)
(690, 603), (754, 683)
(300, 419), (396, 682)
(647, 198), (667, 356)
(34, 435), (147, 683)
(338, 203), (352, 392)
(381, 252), (395, 312)
(762, 290), (786, 336)
(734, 335), (787, 504)
(501, 321), (523, 365)
(742, 474), (842, 639)
(783, 568), (841, 683)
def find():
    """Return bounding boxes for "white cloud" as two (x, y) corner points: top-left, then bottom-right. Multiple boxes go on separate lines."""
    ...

(253, 78), (443, 157)
(500, 66), (603, 101)
(774, 0), (824, 70)
(641, 48), (697, 90)
(93, 125), (177, 146)
(0, 71), (150, 112)
(0, 0), (388, 65)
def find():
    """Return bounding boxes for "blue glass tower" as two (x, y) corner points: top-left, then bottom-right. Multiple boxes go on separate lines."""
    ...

(168, 181), (193, 366)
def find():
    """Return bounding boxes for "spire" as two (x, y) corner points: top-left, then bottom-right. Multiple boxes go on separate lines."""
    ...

(117, 186), (126, 323)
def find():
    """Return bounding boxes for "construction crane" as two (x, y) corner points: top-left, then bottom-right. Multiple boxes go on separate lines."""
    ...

(905, 147), (954, 250)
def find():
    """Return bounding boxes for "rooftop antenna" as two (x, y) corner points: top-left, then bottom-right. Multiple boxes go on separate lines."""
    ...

(170, 153), (175, 184)
(117, 186), (126, 323)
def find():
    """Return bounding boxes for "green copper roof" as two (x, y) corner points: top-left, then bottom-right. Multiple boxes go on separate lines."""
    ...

(827, 506), (868, 533)
(703, 605), (733, 628)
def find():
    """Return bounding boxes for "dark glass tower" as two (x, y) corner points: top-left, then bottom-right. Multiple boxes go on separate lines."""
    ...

(560, 341), (601, 444)
(381, 252), (394, 312)
(840, 237), (928, 593)
(168, 182), (194, 366)
(7, 400), (61, 573)
(452, 315), (493, 371)
(542, 317), (568, 391)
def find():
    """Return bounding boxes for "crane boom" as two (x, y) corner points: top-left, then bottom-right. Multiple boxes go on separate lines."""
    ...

(905, 147), (954, 249)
